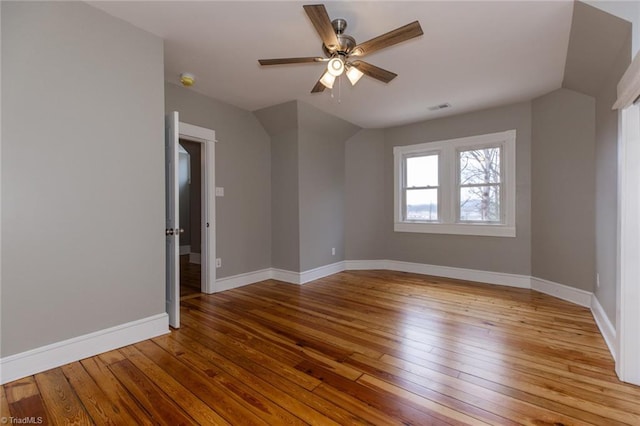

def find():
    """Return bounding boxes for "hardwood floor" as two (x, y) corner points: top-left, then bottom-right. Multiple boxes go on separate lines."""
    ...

(3, 270), (640, 425)
(180, 254), (201, 299)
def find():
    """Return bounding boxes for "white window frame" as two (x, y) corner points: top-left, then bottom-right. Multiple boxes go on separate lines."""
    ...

(394, 130), (516, 237)
(401, 150), (441, 222)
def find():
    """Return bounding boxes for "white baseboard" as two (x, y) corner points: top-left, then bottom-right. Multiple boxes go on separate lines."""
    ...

(180, 245), (191, 256)
(385, 260), (531, 288)
(271, 268), (303, 285)
(215, 268), (272, 292)
(214, 260), (528, 290)
(530, 276), (592, 307)
(300, 261), (346, 284)
(214, 263), (346, 289)
(189, 252), (201, 264)
(344, 259), (530, 289)
(344, 259), (383, 270)
(591, 295), (617, 361)
(212, 261), (595, 311)
(271, 261), (346, 285)
(0, 313), (169, 385)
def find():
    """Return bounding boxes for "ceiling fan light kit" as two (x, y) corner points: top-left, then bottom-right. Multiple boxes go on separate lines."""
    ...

(258, 4), (423, 94)
(346, 65), (364, 86)
(320, 71), (336, 89)
(327, 56), (345, 76)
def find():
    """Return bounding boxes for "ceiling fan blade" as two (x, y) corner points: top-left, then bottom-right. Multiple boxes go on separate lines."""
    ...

(258, 57), (326, 66)
(351, 60), (397, 83)
(351, 21), (423, 57)
(311, 80), (326, 93)
(303, 4), (340, 51)
(311, 70), (327, 93)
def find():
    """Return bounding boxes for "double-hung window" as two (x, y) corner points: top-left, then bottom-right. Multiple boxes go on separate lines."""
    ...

(458, 145), (502, 223)
(394, 130), (516, 237)
(403, 153), (439, 221)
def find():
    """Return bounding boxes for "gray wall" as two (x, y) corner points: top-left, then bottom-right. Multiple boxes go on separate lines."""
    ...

(1, 1), (165, 356)
(563, 2), (632, 99)
(165, 83), (271, 278)
(256, 101), (359, 272)
(594, 34), (631, 324)
(531, 88), (596, 292)
(297, 102), (360, 271)
(559, 1), (631, 320)
(345, 129), (387, 260)
(377, 102), (533, 275)
(255, 101), (300, 272)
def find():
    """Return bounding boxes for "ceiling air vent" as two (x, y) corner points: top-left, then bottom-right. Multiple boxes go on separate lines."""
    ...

(428, 103), (451, 111)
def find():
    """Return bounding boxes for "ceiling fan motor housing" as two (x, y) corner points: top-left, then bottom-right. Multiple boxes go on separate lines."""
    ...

(323, 18), (356, 56)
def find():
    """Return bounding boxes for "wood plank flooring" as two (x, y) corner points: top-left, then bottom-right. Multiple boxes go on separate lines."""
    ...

(180, 254), (201, 299)
(3, 270), (640, 425)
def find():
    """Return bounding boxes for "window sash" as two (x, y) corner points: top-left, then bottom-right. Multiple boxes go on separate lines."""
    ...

(403, 187), (439, 222)
(402, 152), (440, 222)
(456, 143), (505, 224)
(458, 183), (502, 223)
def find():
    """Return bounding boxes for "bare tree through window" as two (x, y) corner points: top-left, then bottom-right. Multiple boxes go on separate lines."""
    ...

(459, 146), (501, 222)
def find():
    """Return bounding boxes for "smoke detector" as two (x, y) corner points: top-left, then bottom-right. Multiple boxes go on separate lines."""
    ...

(180, 72), (195, 87)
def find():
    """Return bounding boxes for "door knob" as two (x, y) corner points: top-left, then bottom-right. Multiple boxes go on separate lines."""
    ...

(165, 228), (174, 236)
(176, 228), (184, 234)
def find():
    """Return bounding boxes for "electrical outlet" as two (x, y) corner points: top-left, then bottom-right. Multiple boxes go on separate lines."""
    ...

(331, 247), (335, 256)
(596, 273), (600, 288)
(216, 258), (222, 268)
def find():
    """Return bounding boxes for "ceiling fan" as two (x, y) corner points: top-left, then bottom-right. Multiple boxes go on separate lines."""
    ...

(258, 4), (423, 93)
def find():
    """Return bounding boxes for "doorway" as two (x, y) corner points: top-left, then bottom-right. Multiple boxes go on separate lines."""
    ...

(165, 113), (216, 328)
(178, 140), (203, 299)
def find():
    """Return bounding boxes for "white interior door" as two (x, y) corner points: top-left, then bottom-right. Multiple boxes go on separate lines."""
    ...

(165, 112), (180, 328)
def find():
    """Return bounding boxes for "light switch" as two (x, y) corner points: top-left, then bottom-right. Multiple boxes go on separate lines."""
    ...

(215, 187), (224, 197)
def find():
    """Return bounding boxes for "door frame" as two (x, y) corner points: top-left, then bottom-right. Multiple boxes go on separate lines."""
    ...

(178, 121), (216, 294)
(616, 103), (640, 385)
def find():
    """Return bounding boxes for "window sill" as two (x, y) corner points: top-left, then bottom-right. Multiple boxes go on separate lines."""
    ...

(394, 222), (516, 237)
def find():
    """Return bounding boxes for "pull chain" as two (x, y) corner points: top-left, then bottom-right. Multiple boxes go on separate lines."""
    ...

(328, 76), (342, 103)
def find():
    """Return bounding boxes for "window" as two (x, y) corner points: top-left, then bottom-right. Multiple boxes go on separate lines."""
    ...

(394, 130), (516, 237)
(404, 153), (439, 221)
(458, 146), (501, 223)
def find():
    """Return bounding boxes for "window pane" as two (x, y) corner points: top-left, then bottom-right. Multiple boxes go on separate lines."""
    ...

(459, 147), (500, 185)
(406, 188), (438, 221)
(406, 155), (438, 187)
(459, 185), (500, 222)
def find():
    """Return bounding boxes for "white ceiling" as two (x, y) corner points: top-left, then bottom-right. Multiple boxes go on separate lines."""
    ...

(90, 1), (575, 129)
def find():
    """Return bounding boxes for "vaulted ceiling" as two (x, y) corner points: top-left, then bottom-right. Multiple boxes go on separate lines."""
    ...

(89, 1), (628, 129)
